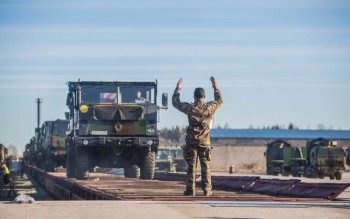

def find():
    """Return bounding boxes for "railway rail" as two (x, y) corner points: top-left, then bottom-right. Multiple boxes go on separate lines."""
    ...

(25, 165), (350, 202)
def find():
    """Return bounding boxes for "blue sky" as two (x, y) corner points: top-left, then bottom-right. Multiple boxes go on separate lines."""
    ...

(1, 0), (350, 153)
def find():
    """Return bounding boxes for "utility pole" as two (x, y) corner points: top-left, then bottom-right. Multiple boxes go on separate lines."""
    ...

(36, 98), (42, 129)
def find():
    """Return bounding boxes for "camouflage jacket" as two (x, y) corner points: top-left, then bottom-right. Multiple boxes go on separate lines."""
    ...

(172, 87), (223, 147)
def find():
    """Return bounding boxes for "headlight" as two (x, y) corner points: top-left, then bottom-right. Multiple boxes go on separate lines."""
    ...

(147, 140), (153, 146)
(147, 128), (155, 134)
(83, 140), (89, 145)
(80, 104), (89, 113)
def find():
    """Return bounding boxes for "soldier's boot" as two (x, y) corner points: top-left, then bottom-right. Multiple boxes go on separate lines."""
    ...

(183, 190), (195, 196)
(204, 191), (212, 196)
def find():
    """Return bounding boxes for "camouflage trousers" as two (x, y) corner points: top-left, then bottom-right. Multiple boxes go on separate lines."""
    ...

(183, 145), (212, 192)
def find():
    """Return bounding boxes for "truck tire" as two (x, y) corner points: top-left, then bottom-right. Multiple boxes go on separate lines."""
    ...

(281, 167), (290, 177)
(318, 173), (324, 179)
(266, 166), (273, 175)
(139, 148), (155, 180)
(335, 172), (342, 180)
(329, 174), (335, 180)
(66, 140), (76, 178)
(124, 165), (140, 178)
(75, 147), (89, 180)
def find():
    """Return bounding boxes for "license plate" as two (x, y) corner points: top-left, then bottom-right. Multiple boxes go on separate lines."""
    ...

(91, 131), (108, 135)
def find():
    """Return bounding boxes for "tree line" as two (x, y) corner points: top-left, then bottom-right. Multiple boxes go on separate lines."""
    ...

(159, 123), (339, 143)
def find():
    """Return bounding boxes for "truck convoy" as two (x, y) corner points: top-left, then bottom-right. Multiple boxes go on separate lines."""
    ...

(23, 119), (69, 171)
(37, 119), (69, 171)
(265, 138), (346, 180)
(65, 81), (168, 180)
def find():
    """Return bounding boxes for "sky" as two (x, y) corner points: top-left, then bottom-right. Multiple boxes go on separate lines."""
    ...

(0, 0), (350, 153)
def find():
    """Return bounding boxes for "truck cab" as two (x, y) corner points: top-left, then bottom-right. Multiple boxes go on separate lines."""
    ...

(65, 81), (167, 180)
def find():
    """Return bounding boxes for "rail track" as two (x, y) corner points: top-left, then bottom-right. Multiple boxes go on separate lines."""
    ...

(25, 165), (350, 202)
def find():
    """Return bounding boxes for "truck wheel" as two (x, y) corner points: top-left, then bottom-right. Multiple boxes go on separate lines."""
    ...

(335, 172), (342, 180)
(329, 174), (335, 180)
(281, 168), (290, 177)
(318, 173), (324, 179)
(291, 166), (299, 177)
(139, 148), (155, 180)
(66, 140), (76, 178)
(75, 147), (89, 180)
(266, 166), (273, 175)
(124, 165), (140, 178)
(304, 166), (312, 178)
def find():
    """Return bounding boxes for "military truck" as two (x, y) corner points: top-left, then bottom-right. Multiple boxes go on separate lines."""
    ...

(65, 81), (168, 180)
(303, 138), (346, 180)
(155, 146), (187, 172)
(265, 140), (292, 176)
(37, 119), (69, 171)
(23, 137), (37, 166)
(155, 146), (176, 172)
(172, 148), (187, 172)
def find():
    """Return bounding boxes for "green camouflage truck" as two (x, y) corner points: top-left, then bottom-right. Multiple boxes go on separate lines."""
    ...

(23, 137), (37, 166)
(37, 119), (69, 171)
(303, 138), (346, 180)
(65, 81), (168, 180)
(265, 140), (292, 176)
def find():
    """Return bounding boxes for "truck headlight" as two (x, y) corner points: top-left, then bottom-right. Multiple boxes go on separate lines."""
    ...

(80, 104), (89, 113)
(147, 128), (155, 134)
(147, 140), (153, 146)
(83, 140), (89, 145)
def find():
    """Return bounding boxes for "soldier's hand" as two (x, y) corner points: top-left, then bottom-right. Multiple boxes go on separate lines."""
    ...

(210, 76), (217, 88)
(176, 78), (183, 90)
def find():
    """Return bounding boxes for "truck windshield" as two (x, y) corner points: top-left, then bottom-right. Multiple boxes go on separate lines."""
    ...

(81, 84), (156, 104)
(53, 121), (69, 134)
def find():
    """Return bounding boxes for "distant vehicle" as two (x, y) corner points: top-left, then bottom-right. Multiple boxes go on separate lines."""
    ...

(155, 146), (187, 172)
(264, 140), (292, 176)
(303, 138), (346, 180)
(264, 138), (345, 180)
(347, 148), (350, 165)
(65, 81), (168, 180)
(155, 146), (176, 172)
(23, 137), (37, 166)
(37, 119), (69, 171)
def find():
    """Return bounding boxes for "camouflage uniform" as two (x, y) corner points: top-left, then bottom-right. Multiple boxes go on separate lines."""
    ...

(172, 85), (223, 194)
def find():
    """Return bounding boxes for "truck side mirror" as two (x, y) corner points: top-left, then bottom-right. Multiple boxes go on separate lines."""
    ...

(66, 93), (74, 107)
(162, 93), (168, 107)
(64, 112), (70, 120)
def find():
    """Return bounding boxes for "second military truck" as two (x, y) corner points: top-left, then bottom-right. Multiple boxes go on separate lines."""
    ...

(65, 81), (167, 180)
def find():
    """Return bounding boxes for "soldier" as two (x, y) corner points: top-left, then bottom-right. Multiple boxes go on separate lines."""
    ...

(1, 161), (10, 185)
(135, 90), (146, 103)
(172, 76), (223, 196)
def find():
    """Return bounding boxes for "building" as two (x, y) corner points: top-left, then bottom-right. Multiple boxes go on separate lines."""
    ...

(208, 129), (350, 172)
(210, 129), (350, 147)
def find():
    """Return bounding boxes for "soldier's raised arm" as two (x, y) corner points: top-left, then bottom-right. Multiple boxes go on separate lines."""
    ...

(211, 76), (223, 104)
(172, 78), (191, 114)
